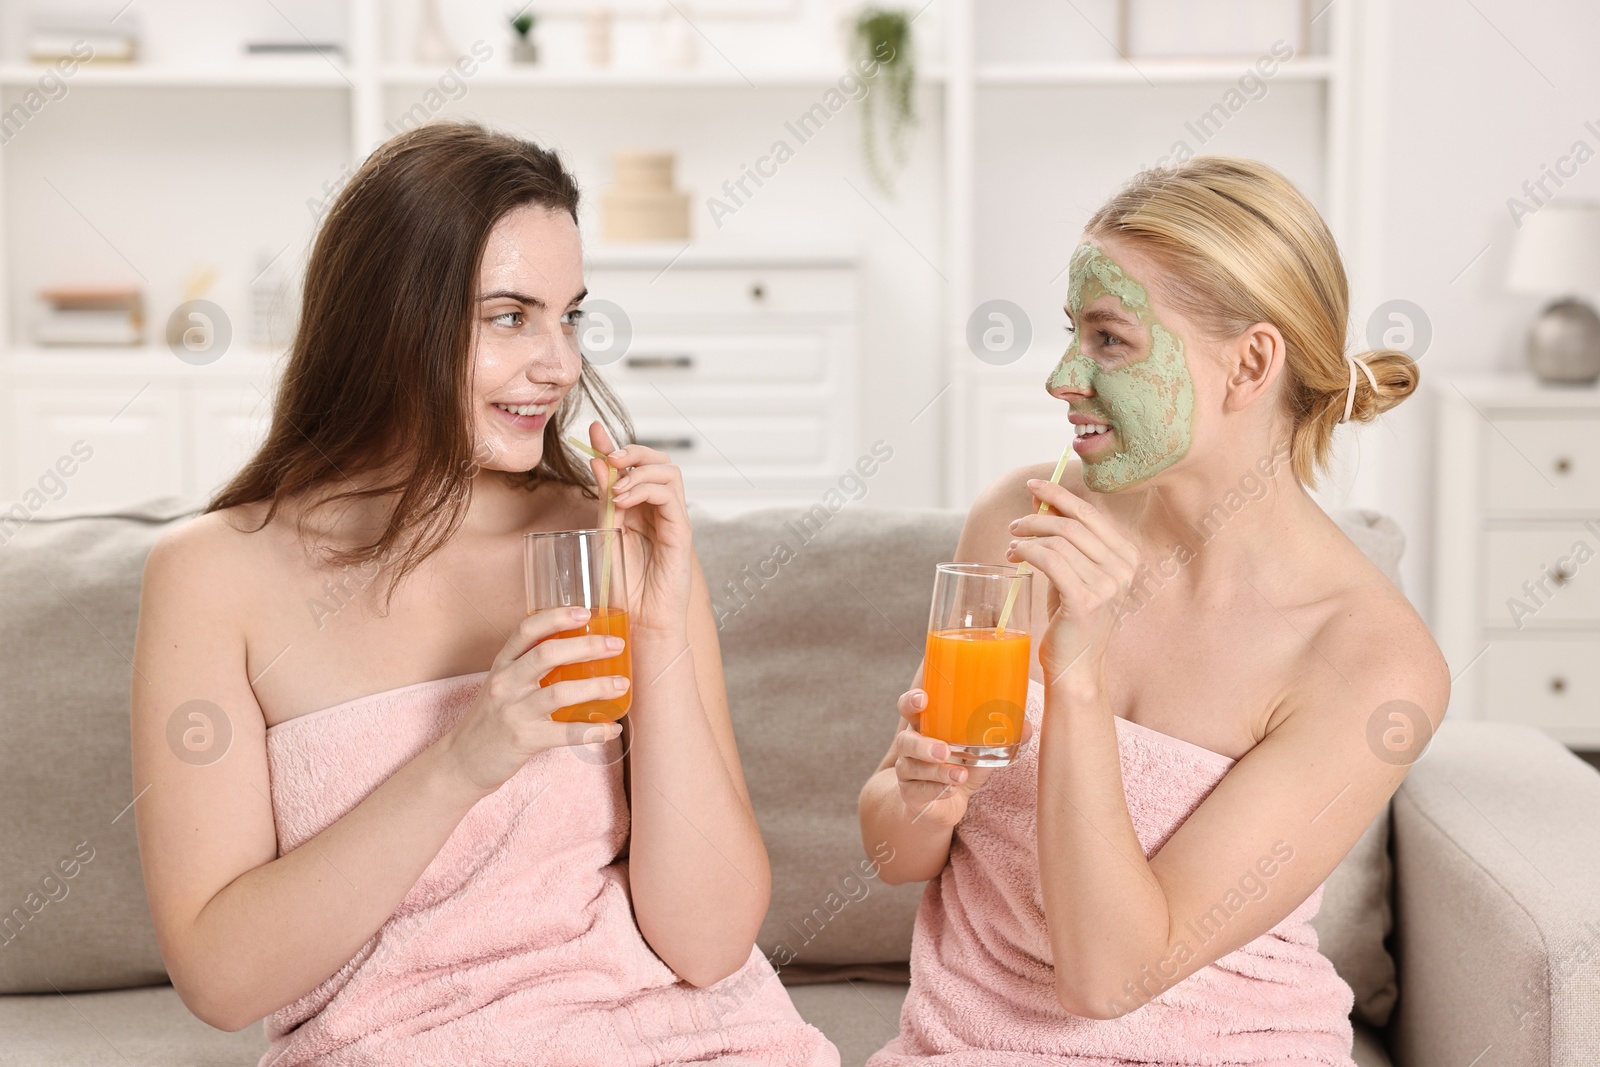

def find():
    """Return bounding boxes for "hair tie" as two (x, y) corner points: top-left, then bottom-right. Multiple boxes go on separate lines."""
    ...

(1341, 354), (1379, 424)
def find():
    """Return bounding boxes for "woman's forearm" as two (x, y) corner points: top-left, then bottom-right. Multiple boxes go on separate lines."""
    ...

(1035, 674), (1170, 1017)
(625, 631), (771, 986)
(857, 767), (955, 885)
(172, 740), (488, 1030)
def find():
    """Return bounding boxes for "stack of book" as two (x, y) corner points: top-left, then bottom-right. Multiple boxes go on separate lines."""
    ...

(35, 288), (144, 347)
(29, 12), (140, 63)
(601, 152), (691, 242)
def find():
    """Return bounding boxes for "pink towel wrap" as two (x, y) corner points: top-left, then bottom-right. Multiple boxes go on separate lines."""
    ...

(870, 678), (1356, 1066)
(261, 671), (837, 1067)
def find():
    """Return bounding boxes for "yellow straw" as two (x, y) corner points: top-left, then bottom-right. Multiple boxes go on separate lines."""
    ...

(994, 442), (1075, 638)
(567, 436), (619, 612)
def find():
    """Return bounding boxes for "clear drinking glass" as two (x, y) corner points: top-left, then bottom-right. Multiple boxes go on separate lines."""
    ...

(523, 528), (631, 723)
(919, 563), (1031, 767)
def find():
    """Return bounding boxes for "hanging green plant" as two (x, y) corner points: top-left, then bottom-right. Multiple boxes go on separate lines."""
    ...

(852, 7), (915, 195)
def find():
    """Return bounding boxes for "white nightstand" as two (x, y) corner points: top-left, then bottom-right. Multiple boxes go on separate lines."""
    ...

(1434, 373), (1600, 747)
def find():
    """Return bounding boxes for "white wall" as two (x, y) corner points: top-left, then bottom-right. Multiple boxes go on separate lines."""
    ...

(1352, 0), (1600, 619)
(11, 0), (1593, 628)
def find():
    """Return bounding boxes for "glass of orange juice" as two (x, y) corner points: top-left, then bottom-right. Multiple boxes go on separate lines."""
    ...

(920, 563), (1031, 767)
(523, 528), (631, 723)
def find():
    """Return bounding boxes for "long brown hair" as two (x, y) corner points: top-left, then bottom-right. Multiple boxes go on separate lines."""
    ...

(208, 121), (631, 608)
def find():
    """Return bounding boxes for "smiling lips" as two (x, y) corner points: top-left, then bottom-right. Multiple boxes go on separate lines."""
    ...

(493, 401), (551, 417)
(1070, 412), (1112, 438)
(1069, 413), (1114, 456)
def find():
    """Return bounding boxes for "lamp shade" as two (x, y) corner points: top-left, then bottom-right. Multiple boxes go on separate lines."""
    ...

(1507, 201), (1600, 295)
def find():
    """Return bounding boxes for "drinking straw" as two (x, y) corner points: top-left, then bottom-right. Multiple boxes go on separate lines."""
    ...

(567, 436), (619, 612)
(993, 442), (1076, 638)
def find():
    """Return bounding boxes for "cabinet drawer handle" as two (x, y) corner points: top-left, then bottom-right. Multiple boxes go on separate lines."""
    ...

(1554, 456), (1573, 475)
(749, 282), (767, 302)
(1550, 676), (1567, 694)
(625, 354), (694, 370)
(635, 436), (694, 451)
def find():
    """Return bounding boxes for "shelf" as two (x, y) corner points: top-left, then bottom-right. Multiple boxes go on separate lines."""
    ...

(975, 56), (1335, 86)
(381, 64), (947, 89)
(1437, 372), (1600, 406)
(585, 239), (862, 269)
(0, 61), (352, 88)
(3, 346), (285, 378)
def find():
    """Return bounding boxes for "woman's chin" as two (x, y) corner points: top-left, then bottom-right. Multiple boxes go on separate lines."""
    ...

(468, 444), (543, 477)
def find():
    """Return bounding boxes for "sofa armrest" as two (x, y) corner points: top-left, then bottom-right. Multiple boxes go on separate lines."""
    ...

(1388, 720), (1600, 1067)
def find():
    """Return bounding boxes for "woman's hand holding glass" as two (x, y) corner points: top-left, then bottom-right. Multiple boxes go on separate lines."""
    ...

(441, 606), (630, 796)
(888, 686), (1036, 829)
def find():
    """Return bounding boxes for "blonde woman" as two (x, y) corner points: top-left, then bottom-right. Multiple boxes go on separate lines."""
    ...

(860, 157), (1444, 1064)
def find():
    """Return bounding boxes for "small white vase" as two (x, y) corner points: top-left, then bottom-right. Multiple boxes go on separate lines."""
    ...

(657, 2), (697, 69)
(414, 0), (459, 65)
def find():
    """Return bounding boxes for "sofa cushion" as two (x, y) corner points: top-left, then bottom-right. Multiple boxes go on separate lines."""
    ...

(1306, 509), (1403, 1029)
(0, 495), (1400, 1029)
(0, 984), (266, 1066)
(695, 504), (1403, 1027)
(0, 497), (200, 993)
(694, 505), (946, 968)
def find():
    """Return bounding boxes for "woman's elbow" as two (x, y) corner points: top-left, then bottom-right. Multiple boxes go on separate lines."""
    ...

(166, 953), (263, 1033)
(1054, 978), (1129, 1021)
(672, 944), (754, 988)
(173, 978), (259, 1033)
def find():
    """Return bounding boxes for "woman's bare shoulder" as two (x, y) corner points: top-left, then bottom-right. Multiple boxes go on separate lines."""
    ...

(142, 502), (286, 606)
(1291, 529), (1451, 730)
(958, 457), (1087, 562)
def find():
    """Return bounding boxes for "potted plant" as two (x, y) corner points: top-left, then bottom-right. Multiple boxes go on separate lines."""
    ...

(852, 7), (915, 194)
(510, 8), (538, 64)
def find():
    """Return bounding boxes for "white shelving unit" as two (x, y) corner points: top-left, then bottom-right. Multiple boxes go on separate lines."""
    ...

(939, 0), (1359, 506)
(0, 0), (1362, 518)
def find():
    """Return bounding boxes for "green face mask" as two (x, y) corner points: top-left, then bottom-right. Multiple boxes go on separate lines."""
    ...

(1045, 243), (1196, 492)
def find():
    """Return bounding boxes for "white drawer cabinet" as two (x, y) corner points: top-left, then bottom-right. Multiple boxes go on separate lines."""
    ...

(5, 384), (185, 510)
(0, 248), (860, 520)
(588, 265), (856, 320)
(1435, 374), (1600, 746)
(1483, 413), (1600, 514)
(0, 350), (279, 516)
(1483, 639), (1600, 743)
(608, 331), (833, 389)
(585, 245), (860, 512)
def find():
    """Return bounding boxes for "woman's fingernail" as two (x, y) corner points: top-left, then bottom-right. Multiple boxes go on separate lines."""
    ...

(952, 767), (967, 784)
(614, 676), (631, 690)
(932, 742), (949, 760)
(1009, 519), (1021, 530)
(609, 449), (627, 459)
(605, 636), (624, 651)
(913, 693), (927, 709)
(572, 607), (590, 621)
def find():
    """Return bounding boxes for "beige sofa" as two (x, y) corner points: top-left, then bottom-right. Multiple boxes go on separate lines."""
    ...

(1, 498), (1597, 1067)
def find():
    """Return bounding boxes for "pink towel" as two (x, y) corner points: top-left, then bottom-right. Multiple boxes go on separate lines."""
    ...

(869, 678), (1356, 1066)
(260, 672), (837, 1067)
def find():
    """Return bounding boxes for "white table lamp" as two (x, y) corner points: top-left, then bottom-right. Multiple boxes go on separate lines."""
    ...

(1506, 201), (1600, 383)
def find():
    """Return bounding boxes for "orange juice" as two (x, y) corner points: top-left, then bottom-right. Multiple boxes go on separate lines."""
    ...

(538, 607), (632, 723)
(920, 627), (1029, 750)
